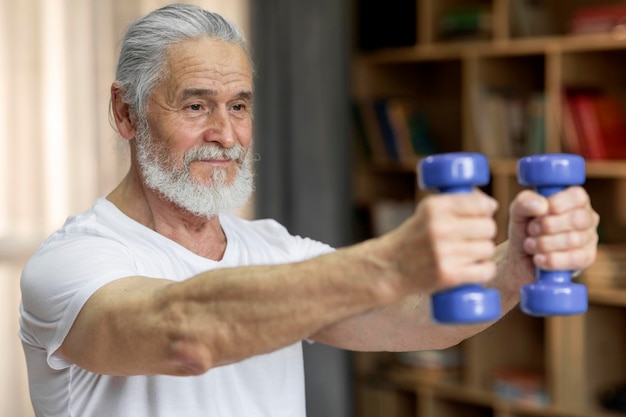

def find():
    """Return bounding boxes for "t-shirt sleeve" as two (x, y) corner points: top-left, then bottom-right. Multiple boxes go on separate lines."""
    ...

(20, 235), (137, 370)
(251, 217), (335, 261)
(293, 234), (335, 260)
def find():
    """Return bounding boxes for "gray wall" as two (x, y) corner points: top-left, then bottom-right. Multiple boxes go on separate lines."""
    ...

(250, 1), (354, 416)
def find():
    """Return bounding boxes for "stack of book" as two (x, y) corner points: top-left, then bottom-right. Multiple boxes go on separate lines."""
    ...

(472, 87), (545, 158)
(509, 0), (552, 38)
(561, 90), (626, 160)
(569, 4), (626, 35)
(439, 7), (492, 40)
(352, 98), (437, 164)
(493, 368), (549, 408)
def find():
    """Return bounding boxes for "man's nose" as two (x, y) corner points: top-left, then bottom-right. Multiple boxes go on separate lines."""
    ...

(203, 107), (236, 147)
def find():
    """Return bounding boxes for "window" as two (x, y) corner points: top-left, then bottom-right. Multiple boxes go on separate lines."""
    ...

(0, 2), (249, 415)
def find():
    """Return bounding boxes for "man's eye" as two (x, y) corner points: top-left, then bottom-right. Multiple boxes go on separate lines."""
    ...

(232, 103), (246, 111)
(189, 104), (202, 111)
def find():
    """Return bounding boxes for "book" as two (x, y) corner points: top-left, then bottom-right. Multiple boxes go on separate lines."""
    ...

(373, 99), (401, 161)
(408, 112), (437, 156)
(507, 96), (527, 156)
(353, 99), (392, 163)
(560, 94), (584, 156)
(567, 93), (607, 159)
(472, 86), (501, 157)
(487, 92), (513, 157)
(569, 4), (626, 35)
(387, 98), (437, 159)
(352, 98), (438, 163)
(593, 96), (626, 160)
(385, 98), (419, 163)
(472, 86), (538, 157)
(439, 7), (492, 40)
(562, 90), (626, 160)
(493, 368), (549, 408)
(510, 0), (552, 37)
(525, 92), (546, 155)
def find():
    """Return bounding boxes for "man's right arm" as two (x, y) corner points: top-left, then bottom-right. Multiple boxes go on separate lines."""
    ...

(57, 191), (498, 376)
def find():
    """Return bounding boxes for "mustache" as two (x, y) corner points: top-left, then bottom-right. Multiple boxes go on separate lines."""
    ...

(183, 145), (246, 165)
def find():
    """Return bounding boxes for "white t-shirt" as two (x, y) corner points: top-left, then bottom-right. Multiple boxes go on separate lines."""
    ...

(19, 198), (333, 417)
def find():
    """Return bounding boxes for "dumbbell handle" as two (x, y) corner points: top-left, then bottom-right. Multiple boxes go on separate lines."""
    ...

(535, 185), (573, 282)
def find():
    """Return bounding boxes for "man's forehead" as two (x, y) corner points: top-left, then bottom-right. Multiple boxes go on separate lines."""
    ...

(160, 38), (253, 98)
(180, 88), (253, 101)
(166, 37), (251, 73)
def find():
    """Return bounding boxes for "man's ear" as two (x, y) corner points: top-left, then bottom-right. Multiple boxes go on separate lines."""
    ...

(111, 82), (136, 140)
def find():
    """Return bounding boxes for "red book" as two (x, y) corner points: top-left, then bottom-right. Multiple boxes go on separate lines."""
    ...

(594, 96), (626, 160)
(568, 94), (607, 160)
(570, 4), (626, 34)
(561, 94), (583, 156)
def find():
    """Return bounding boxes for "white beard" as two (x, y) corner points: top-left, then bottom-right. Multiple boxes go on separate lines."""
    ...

(134, 118), (254, 218)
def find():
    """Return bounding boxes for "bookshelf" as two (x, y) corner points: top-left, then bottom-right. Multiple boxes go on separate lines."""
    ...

(351, 1), (626, 416)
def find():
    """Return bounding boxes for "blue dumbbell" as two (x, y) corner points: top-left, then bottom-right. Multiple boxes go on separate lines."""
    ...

(418, 152), (502, 324)
(517, 153), (587, 316)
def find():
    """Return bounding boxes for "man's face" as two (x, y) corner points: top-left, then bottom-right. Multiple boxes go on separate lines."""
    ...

(134, 37), (255, 217)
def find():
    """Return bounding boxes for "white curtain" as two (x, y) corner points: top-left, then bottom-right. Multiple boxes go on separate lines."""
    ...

(0, 1), (248, 415)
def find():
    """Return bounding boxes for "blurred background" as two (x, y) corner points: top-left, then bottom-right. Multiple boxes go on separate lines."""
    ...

(0, 1), (250, 416)
(8, 1), (626, 417)
(2, 1), (353, 416)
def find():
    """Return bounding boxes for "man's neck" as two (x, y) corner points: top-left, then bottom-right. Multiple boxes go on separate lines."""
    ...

(107, 169), (228, 261)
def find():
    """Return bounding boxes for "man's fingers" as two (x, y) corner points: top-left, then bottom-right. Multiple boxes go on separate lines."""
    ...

(532, 243), (598, 271)
(544, 186), (591, 214)
(430, 192), (499, 217)
(524, 227), (598, 254)
(526, 206), (599, 237)
(428, 216), (497, 241)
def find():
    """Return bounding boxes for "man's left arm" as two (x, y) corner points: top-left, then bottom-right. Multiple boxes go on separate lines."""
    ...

(310, 186), (599, 351)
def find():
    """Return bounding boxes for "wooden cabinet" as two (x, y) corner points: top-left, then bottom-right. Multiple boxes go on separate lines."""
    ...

(351, 1), (626, 416)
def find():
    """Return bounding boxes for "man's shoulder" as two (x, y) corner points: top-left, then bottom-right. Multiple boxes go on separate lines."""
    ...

(220, 213), (334, 260)
(30, 198), (135, 260)
(221, 214), (290, 235)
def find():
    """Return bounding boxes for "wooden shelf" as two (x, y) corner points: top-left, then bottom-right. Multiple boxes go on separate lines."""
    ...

(362, 365), (626, 417)
(357, 33), (626, 64)
(588, 286), (626, 307)
(368, 159), (626, 179)
(352, 1), (626, 416)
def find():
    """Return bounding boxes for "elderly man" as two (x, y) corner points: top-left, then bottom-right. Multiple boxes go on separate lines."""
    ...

(19, 3), (599, 417)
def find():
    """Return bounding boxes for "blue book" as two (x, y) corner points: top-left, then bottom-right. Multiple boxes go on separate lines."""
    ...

(373, 99), (400, 161)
